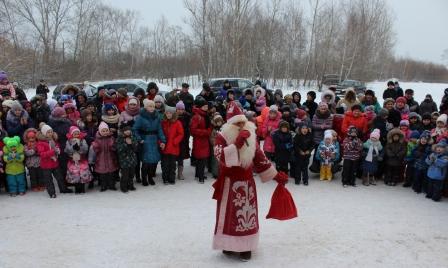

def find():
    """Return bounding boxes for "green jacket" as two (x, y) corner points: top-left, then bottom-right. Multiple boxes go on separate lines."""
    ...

(3, 144), (25, 175)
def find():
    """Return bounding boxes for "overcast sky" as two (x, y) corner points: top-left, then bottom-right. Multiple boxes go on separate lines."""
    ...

(106, 0), (448, 64)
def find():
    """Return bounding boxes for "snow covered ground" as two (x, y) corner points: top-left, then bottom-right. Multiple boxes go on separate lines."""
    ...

(7, 81), (448, 268)
(1, 165), (448, 268)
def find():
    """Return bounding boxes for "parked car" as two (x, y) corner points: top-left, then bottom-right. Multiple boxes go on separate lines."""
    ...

(322, 74), (341, 86)
(52, 83), (83, 100)
(79, 80), (167, 100)
(335, 80), (366, 96)
(208, 78), (255, 99)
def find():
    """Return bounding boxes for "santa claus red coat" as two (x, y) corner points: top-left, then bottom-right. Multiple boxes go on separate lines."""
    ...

(212, 102), (277, 252)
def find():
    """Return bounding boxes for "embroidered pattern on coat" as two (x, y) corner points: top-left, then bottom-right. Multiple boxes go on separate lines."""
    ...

(232, 181), (257, 232)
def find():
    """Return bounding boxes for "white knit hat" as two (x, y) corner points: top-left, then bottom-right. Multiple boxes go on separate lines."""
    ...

(143, 99), (155, 109)
(437, 114), (447, 125)
(41, 124), (53, 136)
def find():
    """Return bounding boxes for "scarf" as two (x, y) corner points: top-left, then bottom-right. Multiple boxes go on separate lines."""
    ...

(101, 113), (120, 124)
(126, 104), (140, 116)
(366, 139), (382, 162)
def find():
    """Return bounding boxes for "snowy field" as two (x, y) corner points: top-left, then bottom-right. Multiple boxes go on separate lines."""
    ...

(4, 81), (447, 268)
(1, 165), (448, 268)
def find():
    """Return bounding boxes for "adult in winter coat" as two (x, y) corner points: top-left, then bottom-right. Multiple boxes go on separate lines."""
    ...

(419, 94), (438, 115)
(211, 99), (285, 262)
(35, 79), (49, 99)
(262, 105), (282, 160)
(303, 91), (318, 120)
(404, 89), (419, 113)
(320, 90), (336, 114)
(0, 72), (16, 100)
(179, 83), (194, 114)
(75, 91), (88, 111)
(360, 90), (381, 114)
(146, 82), (159, 101)
(12, 82), (27, 101)
(161, 106), (184, 184)
(133, 88), (146, 107)
(311, 102), (334, 145)
(341, 105), (368, 140)
(6, 101), (31, 138)
(118, 96), (140, 126)
(116, 88), (128, 113)
(383, 81), (398, 100)
(383, 98), (401, 128)
(394, 97), (410, 119)
(133, 99), (166, 186)
(190, 97), (212, 183)
(31, 95), (50, 126)
(440, 88), (448, 115)
(336, 88), (360, 114)
(370, 109), (389, 145)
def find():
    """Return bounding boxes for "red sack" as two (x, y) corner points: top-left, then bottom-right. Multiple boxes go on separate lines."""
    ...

(266, 181), (298, 221)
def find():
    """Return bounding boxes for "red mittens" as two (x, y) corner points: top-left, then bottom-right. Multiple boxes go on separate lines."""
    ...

(234, 130), (251, 149)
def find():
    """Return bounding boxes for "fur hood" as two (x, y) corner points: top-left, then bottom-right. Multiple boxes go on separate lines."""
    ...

(61, 84), (80, 95)
(220, 121), (257, 169)
(254, 86), (266, 98)
(321, 90), (336, 104)
(387, 128), (404, 143)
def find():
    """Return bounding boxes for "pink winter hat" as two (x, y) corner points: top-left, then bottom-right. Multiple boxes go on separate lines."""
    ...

(98, 121), (109, 132)
(370, 129), (380, 140)
(318, 102), (328, 109)
(175, 101), (185, 110)
(51, 106), (66, 118)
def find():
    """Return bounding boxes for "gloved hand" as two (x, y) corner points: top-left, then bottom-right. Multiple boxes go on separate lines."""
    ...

(73, 143), (80, 151)
(274, 171), (289, 184)
(234, 130), (251, 149)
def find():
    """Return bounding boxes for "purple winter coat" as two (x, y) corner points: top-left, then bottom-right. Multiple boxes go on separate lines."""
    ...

(92, 132), (118, 174)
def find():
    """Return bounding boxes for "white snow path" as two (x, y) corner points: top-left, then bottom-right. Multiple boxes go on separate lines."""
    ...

(1, 164), (448, 268)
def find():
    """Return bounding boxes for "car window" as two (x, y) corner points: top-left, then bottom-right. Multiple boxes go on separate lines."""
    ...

(122, 84), (136, 92)
(238, 80), (252, 89)
(210, 80), (222, 88)
(229, 80), (238, 88)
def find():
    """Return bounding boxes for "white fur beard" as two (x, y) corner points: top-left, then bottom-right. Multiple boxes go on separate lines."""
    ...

(220, 121), (257, 169)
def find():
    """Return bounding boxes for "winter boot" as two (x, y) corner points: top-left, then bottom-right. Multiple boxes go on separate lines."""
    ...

(240, 251), (252, 262)
(362, 176), (369, 186)
(177, 166), (184, 180)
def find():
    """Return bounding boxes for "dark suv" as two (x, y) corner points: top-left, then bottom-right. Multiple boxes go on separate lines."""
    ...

(208, 78), (254, 98)
(335, 80), (366, 96)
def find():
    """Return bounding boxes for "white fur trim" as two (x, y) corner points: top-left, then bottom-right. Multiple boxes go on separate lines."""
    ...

(227, 114), (248, 125)
(258, 166), (277, 183)
(213, 177), (259, 252)
(224, 144), (239, 167)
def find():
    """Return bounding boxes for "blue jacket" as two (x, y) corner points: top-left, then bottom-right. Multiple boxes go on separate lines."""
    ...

(316, 141), (340, 164)
(133, 109), (166, 164)
(411, 144), (430, 170)
(426, 153), (448, 180)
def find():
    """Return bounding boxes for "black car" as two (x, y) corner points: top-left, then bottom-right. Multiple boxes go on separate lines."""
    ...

(335, 80), (366, 97)
(208, 78), (255, 99)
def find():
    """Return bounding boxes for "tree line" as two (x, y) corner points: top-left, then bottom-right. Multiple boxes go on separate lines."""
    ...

(0, 0), (447, 88)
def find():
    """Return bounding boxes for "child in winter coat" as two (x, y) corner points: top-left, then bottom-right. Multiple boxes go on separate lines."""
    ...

(3, 136), (25, 196)
(190, 97), (211, 184)
(317, 131), (338, 181)
(262, 105), (281, 160)
(116, 121), (138, 193)
(210, 113), (224, 179)
(36, 124), (72, 198)
(161, 106), (184, 185)
(399, 120), (411, 142)
(411, 131), (431, 193)
(385, 128), (407, 186)
(23, 128), (43, 191)
(342, 126), (363, 187)
(101, 103), (120, 135)
(425, 141), (448, 202)
(63, 103), (81, 126)
(92, 122), (119, 192)
(362, 129), (383, 186)
(64, 126), (92, 194)
(431, 114), (448, 143)
(293, 122), (314, 185)
(176, 101), (191, 180)
(272, 121), (293, 174)
(255, 86), (267, 114)
(6, 101), (31, 138)
(403, 130), (420, 187)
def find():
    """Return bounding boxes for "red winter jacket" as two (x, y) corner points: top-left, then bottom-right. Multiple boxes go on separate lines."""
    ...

(161, 119), (184, 156)
(190, 107), (212, 159)
(116, 97), (128, 113)
(341, 111), (368, 140)
(36, 139), (60, 169)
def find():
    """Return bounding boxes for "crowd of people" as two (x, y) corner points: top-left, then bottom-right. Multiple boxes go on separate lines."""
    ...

(0, 71), (447, 201)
